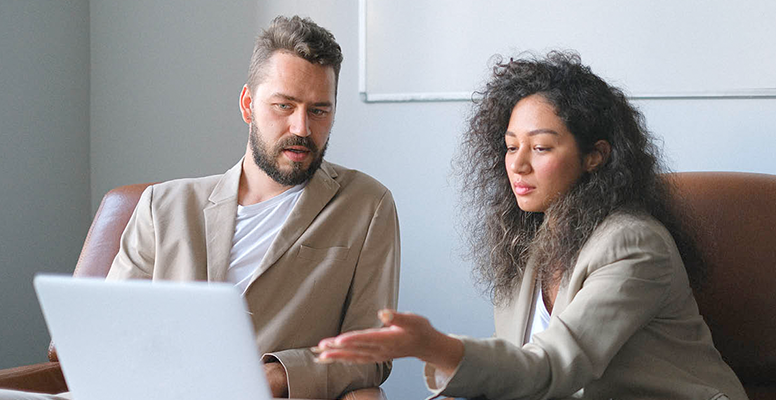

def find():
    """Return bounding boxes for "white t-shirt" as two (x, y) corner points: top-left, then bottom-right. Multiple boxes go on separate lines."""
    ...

(528, 285), (552, 343)
(227, 184), (305, 293)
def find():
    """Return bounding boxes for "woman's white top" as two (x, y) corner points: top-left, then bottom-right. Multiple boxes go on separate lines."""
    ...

(528, 285), (552, 343)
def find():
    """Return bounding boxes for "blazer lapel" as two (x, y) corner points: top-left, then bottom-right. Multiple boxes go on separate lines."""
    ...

(514, 259), (538, 345)
(204, 159), (242, 282)
(246, 161), (340, 285)
(495, 257), (539, 346)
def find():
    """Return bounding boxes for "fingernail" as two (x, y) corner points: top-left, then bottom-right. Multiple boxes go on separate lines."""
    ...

(310, 346), (323, 354)
(314, 356), (335, 364)
(378, 309), (394, 323)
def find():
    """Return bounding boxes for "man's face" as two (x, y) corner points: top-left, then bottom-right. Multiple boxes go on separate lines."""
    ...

(244, 52), (336, 186)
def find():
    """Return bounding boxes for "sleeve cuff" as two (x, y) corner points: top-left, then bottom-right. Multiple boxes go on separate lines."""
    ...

(263, 349), (322, 399)
(264, 348), (388, 399)
(423, 334), (466, 399)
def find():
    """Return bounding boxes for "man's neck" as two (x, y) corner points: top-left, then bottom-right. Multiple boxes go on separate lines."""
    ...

(238, 155), (295, 206)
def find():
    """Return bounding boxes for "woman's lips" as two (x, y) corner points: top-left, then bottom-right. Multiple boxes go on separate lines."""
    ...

(513, 181), (535, 196)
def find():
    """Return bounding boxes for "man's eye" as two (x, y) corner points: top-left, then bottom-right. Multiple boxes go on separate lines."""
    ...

(535, 146), (550, 152)
(310, 109), (327, 116)
(276, 103), (291, 110)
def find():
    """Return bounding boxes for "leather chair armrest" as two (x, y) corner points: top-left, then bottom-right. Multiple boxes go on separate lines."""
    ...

(339, 387), (387, 400)
(0, 362), (68, 394)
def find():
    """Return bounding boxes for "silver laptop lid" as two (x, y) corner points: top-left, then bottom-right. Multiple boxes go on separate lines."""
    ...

(34, 275), (271, 400)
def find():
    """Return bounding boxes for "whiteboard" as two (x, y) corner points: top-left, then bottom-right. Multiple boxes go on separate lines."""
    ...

(358, 0), (776, 102)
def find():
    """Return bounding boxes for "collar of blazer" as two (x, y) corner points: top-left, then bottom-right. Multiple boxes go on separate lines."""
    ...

(207, 157), (340, 205)
(204, 157), (341, 282)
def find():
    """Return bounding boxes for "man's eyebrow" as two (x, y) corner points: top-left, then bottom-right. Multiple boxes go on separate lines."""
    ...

(505, 129), (559, 137)
(270, 92), (333, 108)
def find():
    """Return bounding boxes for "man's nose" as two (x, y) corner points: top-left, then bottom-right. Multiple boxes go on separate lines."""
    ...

(289, 109), (311, 137)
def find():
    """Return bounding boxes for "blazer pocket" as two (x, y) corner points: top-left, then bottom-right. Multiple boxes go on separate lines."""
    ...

(297, 245), (350, 261)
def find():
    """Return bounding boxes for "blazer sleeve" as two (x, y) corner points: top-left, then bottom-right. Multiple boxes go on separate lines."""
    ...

(265, 189), (401, 399)
(430, 218), (676, 400)
(106, 186), (155, 280)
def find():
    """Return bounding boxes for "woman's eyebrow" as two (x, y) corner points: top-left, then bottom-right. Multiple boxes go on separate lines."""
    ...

(505, 129), (559, 137)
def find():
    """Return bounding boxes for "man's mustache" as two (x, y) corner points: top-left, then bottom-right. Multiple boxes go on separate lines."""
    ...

(277, 135), (318, 153)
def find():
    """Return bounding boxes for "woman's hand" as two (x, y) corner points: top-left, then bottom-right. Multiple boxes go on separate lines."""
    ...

(312, 309), (464, 375)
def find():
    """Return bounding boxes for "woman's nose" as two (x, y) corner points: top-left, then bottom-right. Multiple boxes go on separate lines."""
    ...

(509, 149), (531, 174)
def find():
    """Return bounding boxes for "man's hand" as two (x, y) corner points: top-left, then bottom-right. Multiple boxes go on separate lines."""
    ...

(263, 360), (289, 398)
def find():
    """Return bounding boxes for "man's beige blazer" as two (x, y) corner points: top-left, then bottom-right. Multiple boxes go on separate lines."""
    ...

(107, 159), (400, 399)
(426, 212), (747, 400)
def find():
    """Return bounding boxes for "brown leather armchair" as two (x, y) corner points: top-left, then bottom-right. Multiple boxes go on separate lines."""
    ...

(670, 172), (776, 400)
(0, 183), (387, 400)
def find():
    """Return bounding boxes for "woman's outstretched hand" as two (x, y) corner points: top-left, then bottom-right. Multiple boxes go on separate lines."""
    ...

(312, 309), (464, 375)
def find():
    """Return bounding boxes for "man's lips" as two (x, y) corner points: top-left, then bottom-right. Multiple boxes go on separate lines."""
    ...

(513, 181), (535, 196)
(282, 146), (311, 162)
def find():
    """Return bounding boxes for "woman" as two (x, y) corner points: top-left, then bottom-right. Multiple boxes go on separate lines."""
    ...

(315, 52), (748, 399)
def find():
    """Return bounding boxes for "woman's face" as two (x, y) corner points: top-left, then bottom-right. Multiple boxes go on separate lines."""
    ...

(505, 94), (589, 213)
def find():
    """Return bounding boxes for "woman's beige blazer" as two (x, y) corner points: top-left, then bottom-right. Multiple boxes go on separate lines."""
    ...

(427, 212), (747, 400)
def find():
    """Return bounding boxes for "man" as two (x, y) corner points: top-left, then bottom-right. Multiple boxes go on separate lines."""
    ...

(0, 15), (399, 400)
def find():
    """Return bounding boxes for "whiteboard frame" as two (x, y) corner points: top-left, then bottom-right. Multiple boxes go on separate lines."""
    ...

(357, 0), (776, 103)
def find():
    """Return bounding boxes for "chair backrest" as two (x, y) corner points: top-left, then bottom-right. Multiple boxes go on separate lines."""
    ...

(48, 183), (152, 362)
(669, 172), (776, 393)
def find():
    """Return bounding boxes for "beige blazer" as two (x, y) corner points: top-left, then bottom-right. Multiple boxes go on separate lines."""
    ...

(106, 159), (400, 399)
(427, 212), (747, 400)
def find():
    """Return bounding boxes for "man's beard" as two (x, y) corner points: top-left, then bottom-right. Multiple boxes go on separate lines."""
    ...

(249, 120), (328, 186)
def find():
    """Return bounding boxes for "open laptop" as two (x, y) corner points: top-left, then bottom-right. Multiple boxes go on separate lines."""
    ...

(33, 275), (272, 400)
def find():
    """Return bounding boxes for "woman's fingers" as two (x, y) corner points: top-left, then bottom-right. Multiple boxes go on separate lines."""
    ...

(377, 309), (426, 329)
(315, 344), (393, 364)
(378, 309), (395, 325)
(313, 310), (439, 364)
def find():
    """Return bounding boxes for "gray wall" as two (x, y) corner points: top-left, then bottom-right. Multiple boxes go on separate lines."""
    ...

(0, 0), (91, 368)
(89, 0), (257, 208)
(2, 1), (776, 398)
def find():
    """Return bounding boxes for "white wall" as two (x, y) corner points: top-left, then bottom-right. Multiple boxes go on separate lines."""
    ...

(637, 99), (776, 174)
(0, 0), (91, 368)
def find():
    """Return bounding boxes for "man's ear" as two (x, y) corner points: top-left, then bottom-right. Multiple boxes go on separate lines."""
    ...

(239, 85), (253, 124)
(584, 140), (611, 172)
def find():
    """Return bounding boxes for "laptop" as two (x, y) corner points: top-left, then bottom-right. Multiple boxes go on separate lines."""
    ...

(33, 275), (272, 400)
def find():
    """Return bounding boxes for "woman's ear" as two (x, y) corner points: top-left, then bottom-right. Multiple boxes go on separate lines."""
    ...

(584, 140), (611, 172)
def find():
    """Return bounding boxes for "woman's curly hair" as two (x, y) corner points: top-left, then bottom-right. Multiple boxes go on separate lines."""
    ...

(456, 51), (703, 305)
